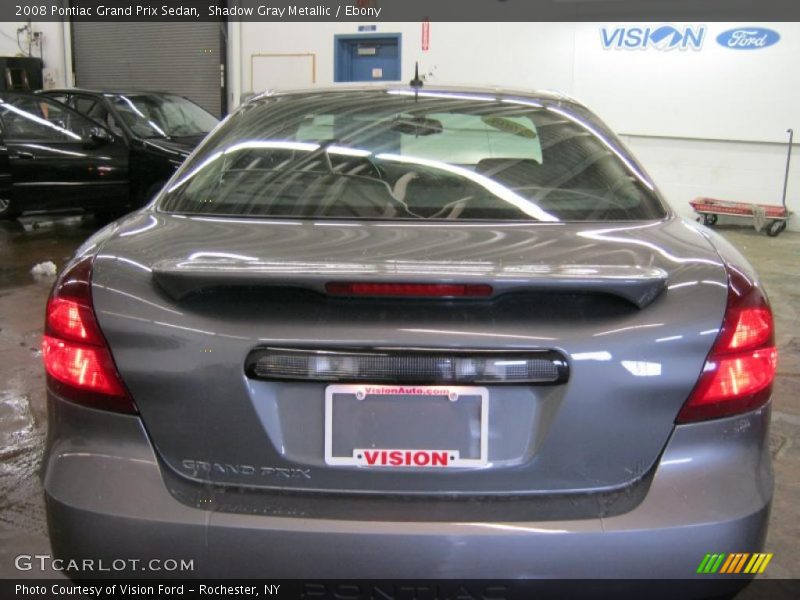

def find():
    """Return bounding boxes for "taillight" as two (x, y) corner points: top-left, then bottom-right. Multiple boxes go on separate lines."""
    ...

(42, 257), (136, 413)
(325, 282), (493, 298)
(677, 265), (777, 423)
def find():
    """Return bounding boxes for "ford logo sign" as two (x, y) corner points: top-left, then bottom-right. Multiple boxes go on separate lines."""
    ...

(716, 27), (780, 50)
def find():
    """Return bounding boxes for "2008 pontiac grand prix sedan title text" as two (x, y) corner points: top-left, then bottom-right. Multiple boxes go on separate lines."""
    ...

(46, 5), (382, 18)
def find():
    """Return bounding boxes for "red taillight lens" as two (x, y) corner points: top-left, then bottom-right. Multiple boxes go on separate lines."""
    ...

(677, 266), (776, 423)
(727, 307), (773, 350)
(42, 336), (129, 397)
(42, 257), (136, 413)
(46, 297), (103, 343)
(326, 282), (493, 298)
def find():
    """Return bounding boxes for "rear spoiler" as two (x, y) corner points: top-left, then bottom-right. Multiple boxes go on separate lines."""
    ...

(152, 259), (668, 308)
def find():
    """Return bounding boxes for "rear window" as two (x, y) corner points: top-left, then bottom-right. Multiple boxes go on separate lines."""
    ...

(159, 90), (666, 222)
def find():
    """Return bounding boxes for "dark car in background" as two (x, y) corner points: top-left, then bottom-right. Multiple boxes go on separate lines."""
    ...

(0, 92), (129, 219)
(41, 89), (219, 207)
(0, 88), (218, 219)
(42, 87), (775, 585)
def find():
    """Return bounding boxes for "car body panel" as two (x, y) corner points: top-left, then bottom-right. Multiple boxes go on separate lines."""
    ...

(43, 86), (773, 579)
(43, 395), (772, 580)
(88, 212), (728, 495)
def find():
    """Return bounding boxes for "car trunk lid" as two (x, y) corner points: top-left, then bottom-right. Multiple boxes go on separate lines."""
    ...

(90, 213), (727, 496)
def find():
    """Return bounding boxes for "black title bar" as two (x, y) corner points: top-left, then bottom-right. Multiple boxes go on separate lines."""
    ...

(5, 0), (800, 22)
(4, 579), (800, 600)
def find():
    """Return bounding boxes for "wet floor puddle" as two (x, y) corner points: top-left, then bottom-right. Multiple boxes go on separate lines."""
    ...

(0, 381), (46, 536)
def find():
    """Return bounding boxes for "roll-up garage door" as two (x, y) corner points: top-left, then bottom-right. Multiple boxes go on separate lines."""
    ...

(71, 22), (225, 116)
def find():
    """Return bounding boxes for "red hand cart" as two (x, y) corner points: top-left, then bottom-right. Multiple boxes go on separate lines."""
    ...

(690, 129), (794, 237)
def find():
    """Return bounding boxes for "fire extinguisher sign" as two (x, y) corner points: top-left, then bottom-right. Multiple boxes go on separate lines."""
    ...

(422, 18), (430, 51)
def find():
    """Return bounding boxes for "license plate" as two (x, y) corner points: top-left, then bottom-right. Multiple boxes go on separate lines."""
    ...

(324, 384), (488, 468)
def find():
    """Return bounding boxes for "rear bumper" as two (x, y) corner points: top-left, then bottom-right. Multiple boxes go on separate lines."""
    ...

(43, 395), (773, 580)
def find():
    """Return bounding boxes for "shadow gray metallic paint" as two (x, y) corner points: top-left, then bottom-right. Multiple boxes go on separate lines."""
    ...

(44, 396), (771, 579)
(85, 214), (728, 496)
(42, 87), (773, 581)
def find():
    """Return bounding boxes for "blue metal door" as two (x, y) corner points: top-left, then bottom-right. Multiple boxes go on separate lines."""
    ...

(335, 34), (401, 82)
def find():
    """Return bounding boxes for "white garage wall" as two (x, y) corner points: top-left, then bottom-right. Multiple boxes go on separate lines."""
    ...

(624, 135), (797, 226)
(574, 22), (800, 144)
(238, 22), (577, 97)
(0, 21), (68, 87)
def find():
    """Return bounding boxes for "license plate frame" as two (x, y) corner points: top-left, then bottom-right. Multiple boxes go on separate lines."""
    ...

(324, 384), (489, 469)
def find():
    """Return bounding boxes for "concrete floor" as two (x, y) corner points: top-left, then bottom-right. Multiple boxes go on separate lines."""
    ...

(0, 215), (798, 579)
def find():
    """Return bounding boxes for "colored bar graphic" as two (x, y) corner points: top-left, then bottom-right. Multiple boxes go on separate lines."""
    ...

(719, 554), (735, 573)
(699, 553), (774, 575)
(711, 554), (725, 573)
(697, 554), (712, 574)
(757, 553), (773, 573)
(745, 554), (762, 574)
(726, 553), (741, 573)
(733, 553), (749, 573)
(700, 554), (726, 574)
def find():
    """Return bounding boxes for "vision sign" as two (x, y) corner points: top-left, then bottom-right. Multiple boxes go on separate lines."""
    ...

(600, 25), (706, 51)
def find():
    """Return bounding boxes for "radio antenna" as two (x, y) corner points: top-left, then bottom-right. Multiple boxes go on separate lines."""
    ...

(409, 62), (423, 102)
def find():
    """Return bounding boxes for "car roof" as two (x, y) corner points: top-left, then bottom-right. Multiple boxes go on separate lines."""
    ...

(41, 88), (176, 97)
(0, 91), (40, 98)
(247, 83), (586, 108)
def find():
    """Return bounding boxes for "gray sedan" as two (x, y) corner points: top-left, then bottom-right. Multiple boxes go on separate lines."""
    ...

(41, 87), (775, 583)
